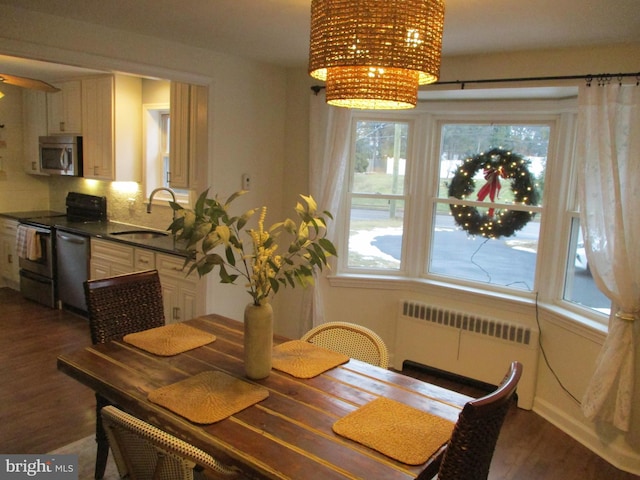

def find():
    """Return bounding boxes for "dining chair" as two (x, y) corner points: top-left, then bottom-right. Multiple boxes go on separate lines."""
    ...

(300, 321), (390, 369)
(84, 269), (166, 480)
(417, 360), (523, 480)
(101, 405), (240, 479)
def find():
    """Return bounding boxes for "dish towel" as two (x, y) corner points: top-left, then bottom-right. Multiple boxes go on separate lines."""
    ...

(16, 225), (42, 261)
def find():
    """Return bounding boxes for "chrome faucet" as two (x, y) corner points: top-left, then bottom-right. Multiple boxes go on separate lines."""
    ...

(147, 187), (177, 219)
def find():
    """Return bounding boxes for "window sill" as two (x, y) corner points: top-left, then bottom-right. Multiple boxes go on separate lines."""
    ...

(537, 303), (607, 343)
(327, 273), (608, 343)
(329, 273), (535, 305)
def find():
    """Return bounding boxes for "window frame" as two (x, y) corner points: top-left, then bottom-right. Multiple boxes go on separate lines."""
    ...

(338, 114), (420, 276)
(332, 95), (610, 328)
(424, 115), (554, 292)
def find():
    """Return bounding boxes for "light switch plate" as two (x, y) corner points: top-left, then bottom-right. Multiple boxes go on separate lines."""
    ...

(242, 173), (251, 190)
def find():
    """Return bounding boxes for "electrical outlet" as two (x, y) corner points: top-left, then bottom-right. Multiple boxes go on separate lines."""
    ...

(242, 173), (251, 190)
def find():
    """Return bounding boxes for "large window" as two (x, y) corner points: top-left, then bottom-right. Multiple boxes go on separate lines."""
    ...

(339, 98), (611, 323)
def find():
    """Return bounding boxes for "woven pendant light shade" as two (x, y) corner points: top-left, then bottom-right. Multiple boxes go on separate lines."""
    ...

(309, 0), (445, 109)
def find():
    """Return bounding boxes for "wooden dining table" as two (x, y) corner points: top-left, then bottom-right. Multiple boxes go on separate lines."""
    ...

(57, 314), (472, 480)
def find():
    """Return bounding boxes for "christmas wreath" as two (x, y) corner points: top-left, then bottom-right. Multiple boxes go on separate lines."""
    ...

(447, 147), (539, 239)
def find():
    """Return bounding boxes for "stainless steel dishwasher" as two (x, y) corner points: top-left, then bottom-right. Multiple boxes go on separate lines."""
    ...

(56, 230), (90, 313)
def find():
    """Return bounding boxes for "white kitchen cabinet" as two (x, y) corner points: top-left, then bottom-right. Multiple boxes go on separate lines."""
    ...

(168, 82), (208, 190)
(90, 238), (156, 279)
(89, 238), (135, 279)
(0, 218), (20, 289)
(22, 90), (49, 175)
(168, 82), (190, 188)
(188, 84), (208, 190)
(82, 74), (142, 181)
(156, 252), (201, 324)
(90, 238), (202, 323)
(47, 80), (82, 135)
(134, 248), (156, 271)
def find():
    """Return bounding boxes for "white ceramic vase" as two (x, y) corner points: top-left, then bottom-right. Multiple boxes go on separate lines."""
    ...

(243, 302), (273, 380)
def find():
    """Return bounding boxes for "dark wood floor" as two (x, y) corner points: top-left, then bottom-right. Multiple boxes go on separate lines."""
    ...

(0, 287), (637, 479)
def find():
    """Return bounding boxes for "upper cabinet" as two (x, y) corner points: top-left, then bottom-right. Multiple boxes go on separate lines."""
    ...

(47, 80), (82, 135)
(22, 89), (48, 175)
(169, 82), (208, 190)
(82, 74), (142, 181)
(169, 82), (190, 188)
(16, 56), (208, 186)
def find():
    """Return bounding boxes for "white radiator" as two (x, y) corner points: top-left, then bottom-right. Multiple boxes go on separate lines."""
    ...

(394, 300), (539, 409)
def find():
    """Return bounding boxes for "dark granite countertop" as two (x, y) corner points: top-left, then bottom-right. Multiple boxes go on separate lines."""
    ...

(1, 211), (189, 258)
(0, 210), (66, 220)
(56, 220), (191, 258)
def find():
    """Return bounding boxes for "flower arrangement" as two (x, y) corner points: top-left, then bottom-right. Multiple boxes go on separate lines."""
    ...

(168, 189), (337, 306)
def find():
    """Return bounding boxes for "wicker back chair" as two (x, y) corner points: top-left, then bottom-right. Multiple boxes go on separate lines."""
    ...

(301, 321), (389, 369)
(419, 361), (523, 480)
(85, 269), (166, 344)
(84, 270), (166, 479)
(101, 406), (239, 479)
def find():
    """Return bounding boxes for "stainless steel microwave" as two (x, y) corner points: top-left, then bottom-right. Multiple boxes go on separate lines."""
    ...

(39, 136), (83, 176)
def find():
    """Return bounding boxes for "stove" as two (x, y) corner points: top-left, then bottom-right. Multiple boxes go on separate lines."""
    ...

(17, 192), (107, 309)
(19, 192), (107, 228)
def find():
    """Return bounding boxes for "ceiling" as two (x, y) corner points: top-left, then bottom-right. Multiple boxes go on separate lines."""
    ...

(0, 0), (638, 92)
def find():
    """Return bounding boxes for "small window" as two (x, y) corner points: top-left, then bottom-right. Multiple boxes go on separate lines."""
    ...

(144, 104), (188, 204)
(160, 113), (170, 187)
(563, 216), (611, 315)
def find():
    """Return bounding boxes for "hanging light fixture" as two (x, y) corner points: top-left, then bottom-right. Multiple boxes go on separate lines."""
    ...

(309, 0), (445, 110)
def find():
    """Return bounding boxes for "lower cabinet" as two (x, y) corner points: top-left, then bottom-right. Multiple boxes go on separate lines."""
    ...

(0, 218), (20, 289)
(156, 253), (199, 324)
(89, 238), (202, 323)
(90, 238), (135, 278)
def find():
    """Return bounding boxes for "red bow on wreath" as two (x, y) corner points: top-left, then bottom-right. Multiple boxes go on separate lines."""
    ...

(477, 166), (506, 217)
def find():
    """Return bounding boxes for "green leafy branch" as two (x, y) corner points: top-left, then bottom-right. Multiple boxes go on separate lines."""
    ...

(168, 189), (337, 306)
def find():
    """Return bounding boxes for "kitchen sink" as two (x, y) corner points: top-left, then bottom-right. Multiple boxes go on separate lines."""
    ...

(110, 230), (169, 240)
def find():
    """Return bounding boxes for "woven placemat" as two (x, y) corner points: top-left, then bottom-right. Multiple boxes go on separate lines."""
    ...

(272, 340), (350, 378)
(148, 371), (269, 424)
(123, 323), (216, 356)
(332, 397), (455, 465)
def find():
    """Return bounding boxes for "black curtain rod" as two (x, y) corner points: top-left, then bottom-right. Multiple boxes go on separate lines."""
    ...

(433, 71), (640, 88)
(311, 71), (640, 93)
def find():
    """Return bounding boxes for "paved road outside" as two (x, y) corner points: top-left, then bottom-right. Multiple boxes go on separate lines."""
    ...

(362, 212), (610, 310)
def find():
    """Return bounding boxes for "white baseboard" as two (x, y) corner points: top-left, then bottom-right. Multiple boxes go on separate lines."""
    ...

(533, 397), (640, 476)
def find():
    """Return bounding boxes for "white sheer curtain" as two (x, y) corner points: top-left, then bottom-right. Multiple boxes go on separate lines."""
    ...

(576, 83), (640, 433)
(305, 92), (352, 329)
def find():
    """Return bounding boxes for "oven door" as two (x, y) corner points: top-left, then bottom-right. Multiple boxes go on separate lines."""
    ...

(17, 224), (54, 278)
